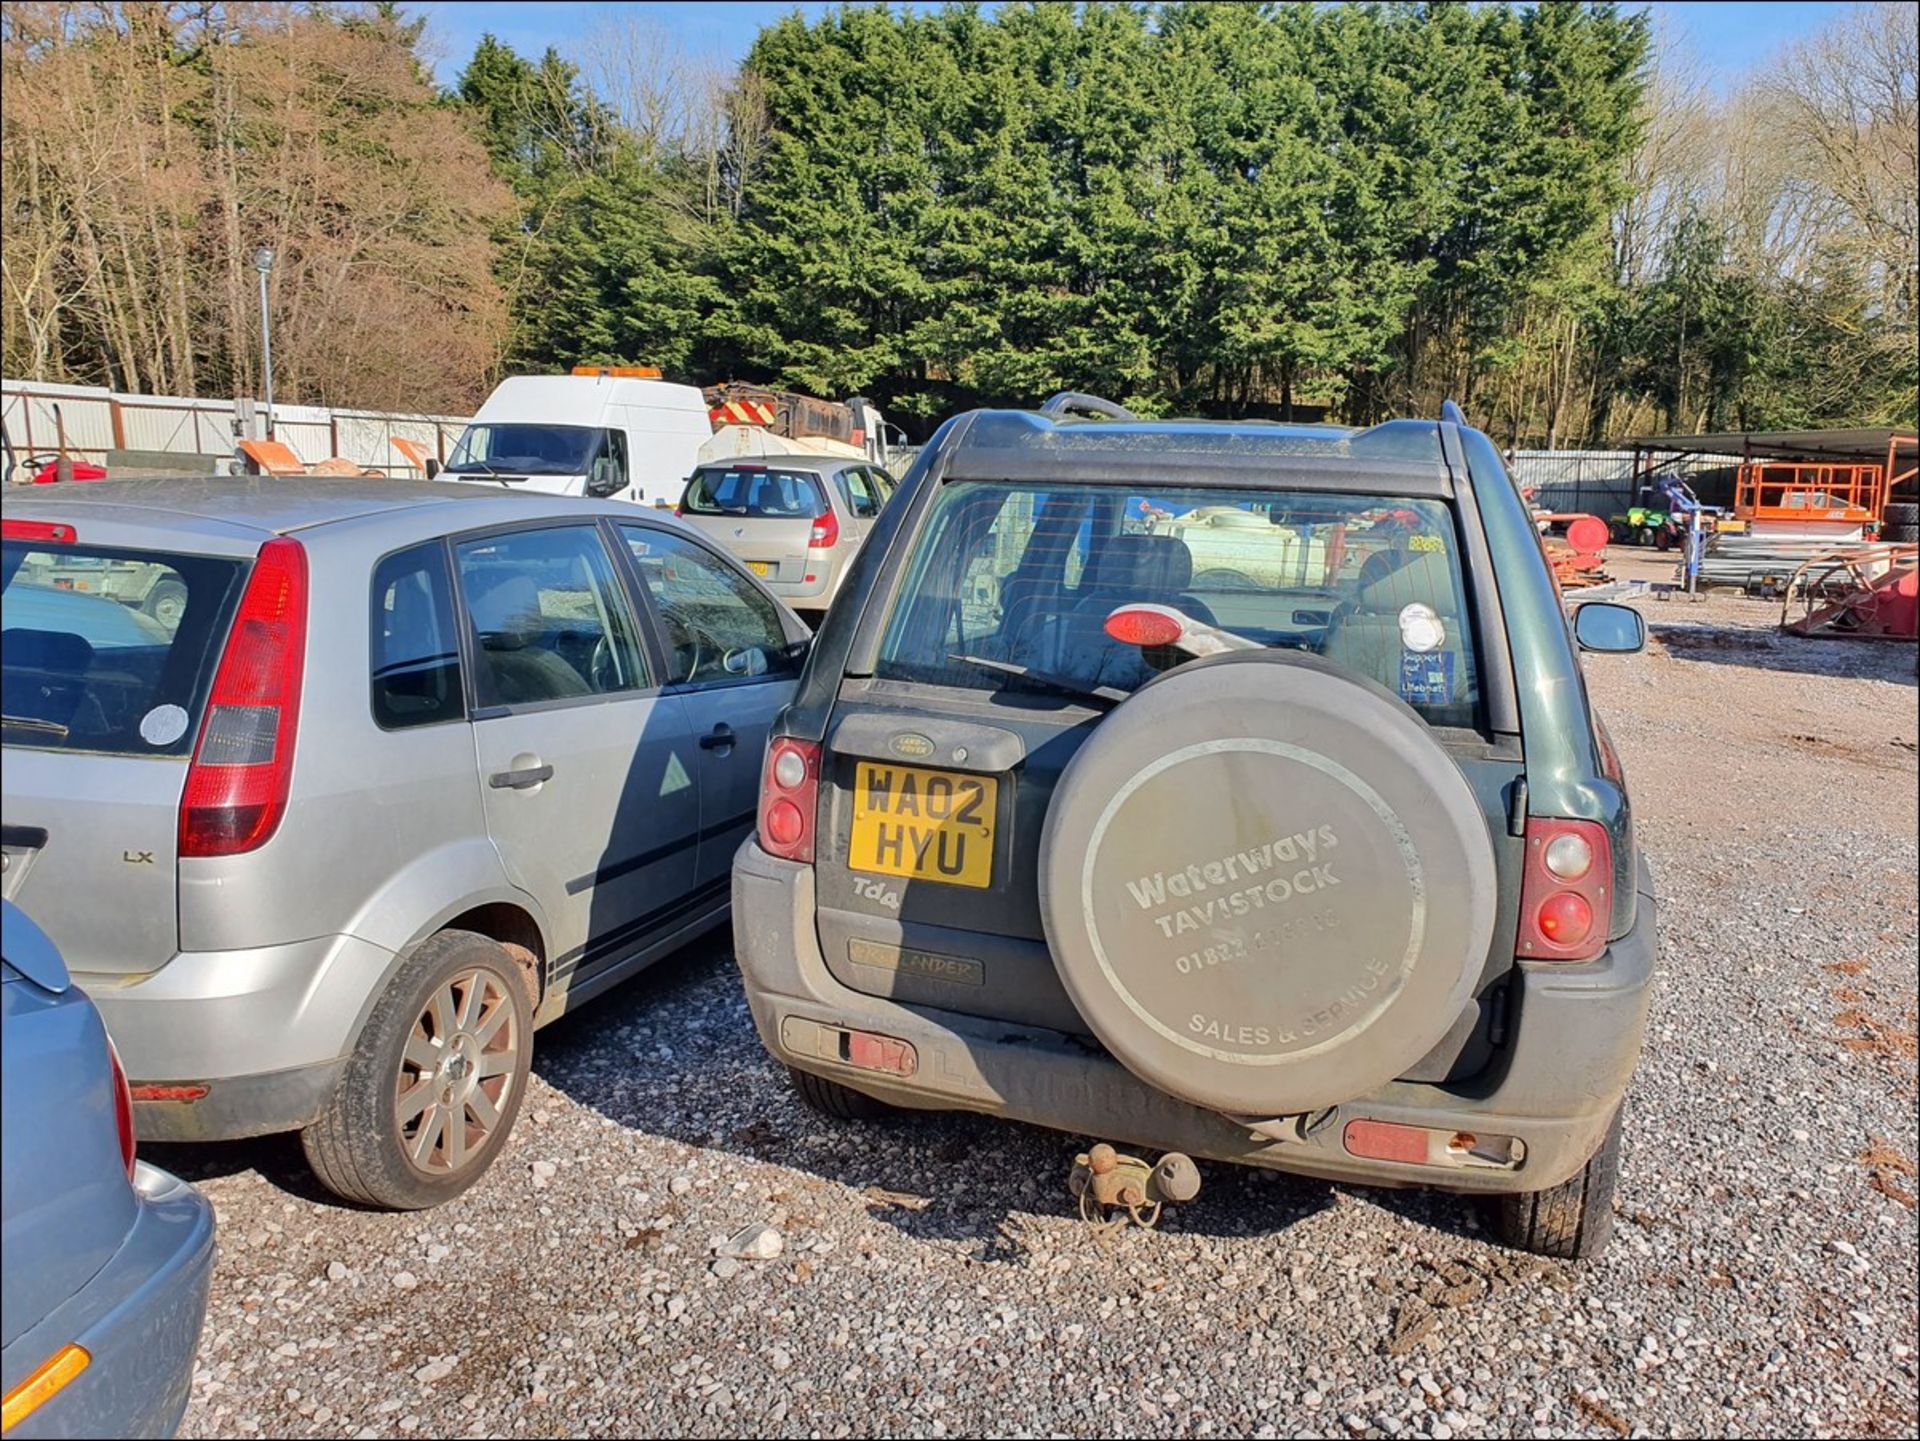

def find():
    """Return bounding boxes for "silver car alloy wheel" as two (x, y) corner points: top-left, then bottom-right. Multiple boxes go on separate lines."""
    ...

(394, 968), (519, 1174)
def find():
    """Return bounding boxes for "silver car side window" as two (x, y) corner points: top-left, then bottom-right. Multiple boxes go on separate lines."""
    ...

(618, 527), (794, 687)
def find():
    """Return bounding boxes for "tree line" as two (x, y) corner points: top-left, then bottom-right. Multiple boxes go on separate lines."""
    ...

(4, 2), (1914, 442)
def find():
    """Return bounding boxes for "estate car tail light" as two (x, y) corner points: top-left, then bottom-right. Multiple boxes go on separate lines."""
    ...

(809, 509), (840, 550)
(105, 1036), (136, 1180)
(179, 537), (308, 858)
(2, 518), (77, 544)
(759, 736), (821, 863)
(1516, 818), (1612, 962)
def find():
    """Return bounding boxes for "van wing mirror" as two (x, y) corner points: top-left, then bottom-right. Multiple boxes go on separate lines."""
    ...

(424, 458), (440, 479)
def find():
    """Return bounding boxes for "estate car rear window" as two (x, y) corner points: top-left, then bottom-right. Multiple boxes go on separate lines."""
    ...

(1, 538), (243, 755)
(681, 467), (827, 519)
(875, 482), (1481, 726)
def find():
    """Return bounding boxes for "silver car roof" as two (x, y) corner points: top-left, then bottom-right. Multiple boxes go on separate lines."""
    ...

(0, 476), (675, 540)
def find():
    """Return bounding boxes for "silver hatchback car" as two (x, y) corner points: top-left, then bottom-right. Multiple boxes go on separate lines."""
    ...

(675, 456), (896, 615)
(1, 478), (807, 1208)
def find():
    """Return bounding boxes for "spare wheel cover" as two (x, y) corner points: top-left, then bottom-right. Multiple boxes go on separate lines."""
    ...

(1038, 652), (1496, 1116)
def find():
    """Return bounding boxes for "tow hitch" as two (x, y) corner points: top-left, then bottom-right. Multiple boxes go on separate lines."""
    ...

(1069, 1143), (1201, 1231)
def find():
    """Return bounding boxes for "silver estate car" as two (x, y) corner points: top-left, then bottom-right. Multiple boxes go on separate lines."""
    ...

(675, 456), (896, 615)
(1, 478), (807, 1209)
(3, 902), (215, 1439)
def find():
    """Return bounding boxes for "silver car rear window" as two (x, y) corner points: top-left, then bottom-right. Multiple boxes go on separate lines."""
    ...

(2, 539), (243, 756)
(682, 467), (828, 519)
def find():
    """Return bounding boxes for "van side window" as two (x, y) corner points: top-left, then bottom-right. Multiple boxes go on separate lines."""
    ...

(370, 543), (464, 729)
(586, 430), (629, 499)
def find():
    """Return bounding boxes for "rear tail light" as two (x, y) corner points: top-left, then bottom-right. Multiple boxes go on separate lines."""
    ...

(1105, 604), (1186, 648)
(809, 509), (840, 550)
(1, 519), (77, 544)
(1516, 818), (1611, 962)
(759, 736), (821, 863)
(179, 537), (308, 857)
(105, 1037), (136, 1180)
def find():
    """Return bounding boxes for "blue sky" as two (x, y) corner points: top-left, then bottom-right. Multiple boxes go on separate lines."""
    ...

(405, 2), (1847, 89)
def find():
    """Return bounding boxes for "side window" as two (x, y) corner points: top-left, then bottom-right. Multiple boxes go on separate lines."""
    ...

(371, 542), (464, 729)
(619, 526), (794, 686)
(586, 430), (628, 499)
(839, 468), (881, 519)
(453, 525), (649, 709)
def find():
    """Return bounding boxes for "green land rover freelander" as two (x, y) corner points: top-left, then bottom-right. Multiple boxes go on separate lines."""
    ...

(730, 394), (1657, 1258)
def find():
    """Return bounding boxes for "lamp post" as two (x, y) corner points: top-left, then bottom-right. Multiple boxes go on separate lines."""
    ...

(253, 246), (276, 438)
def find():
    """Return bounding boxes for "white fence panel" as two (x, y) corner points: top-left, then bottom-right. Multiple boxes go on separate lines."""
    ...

(117, 396), (236, 458)
(1, 382), (117, 463)
(3, 378), (474, 479)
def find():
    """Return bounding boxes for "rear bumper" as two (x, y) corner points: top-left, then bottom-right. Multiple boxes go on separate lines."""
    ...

(76, 932), (393, 1141)
(732, 841), (1658, 1195)
(1, 1161), (215, 1440)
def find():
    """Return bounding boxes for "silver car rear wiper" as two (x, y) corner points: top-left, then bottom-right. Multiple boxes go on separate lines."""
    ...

(1, 714), (70, 737)
(947, 655), (1126, 708)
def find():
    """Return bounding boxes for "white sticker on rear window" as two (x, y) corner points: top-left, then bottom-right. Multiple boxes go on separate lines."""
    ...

(139, 704), (189, 747)
(1398, 602), (1446, 654)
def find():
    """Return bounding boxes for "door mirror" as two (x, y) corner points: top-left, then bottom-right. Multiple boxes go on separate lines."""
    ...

(585, 457), (621, 499)
(424, 457), (441, 480)
(722, 645), (771, 678)
(1573, 602), (1646, 654)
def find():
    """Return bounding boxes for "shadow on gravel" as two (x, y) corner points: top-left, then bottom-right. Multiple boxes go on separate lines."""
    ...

(1650, 622), (1919, 684)
(142, 1132), (344, 1207)
(532, 928), (1485, 1256)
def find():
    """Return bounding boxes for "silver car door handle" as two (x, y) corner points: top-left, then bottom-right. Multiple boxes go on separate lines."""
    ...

(489, 763), (553, 789)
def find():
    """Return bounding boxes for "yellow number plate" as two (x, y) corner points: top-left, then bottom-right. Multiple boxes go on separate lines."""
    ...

(850, 763), (997, 889)
(746, 561), (772, 577)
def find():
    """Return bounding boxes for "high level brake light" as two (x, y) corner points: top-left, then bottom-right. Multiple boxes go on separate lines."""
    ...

(1, 518), (77, 544)
(759, 736), (821, 863)
(179, 537), (308, 858)
(1516, 818), (1611, 962)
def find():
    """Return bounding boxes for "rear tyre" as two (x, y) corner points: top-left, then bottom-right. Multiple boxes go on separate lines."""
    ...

(302, 929), (532, 1210)
(1493, 1105), (1623, 1260)
(788, 1066), (891, 1121)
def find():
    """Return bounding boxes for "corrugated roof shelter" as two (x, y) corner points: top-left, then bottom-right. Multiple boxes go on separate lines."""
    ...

(1626, 427), (1914, 466)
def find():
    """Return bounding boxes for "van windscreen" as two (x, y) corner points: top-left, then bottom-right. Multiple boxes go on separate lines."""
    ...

(681, 468), (827, 519)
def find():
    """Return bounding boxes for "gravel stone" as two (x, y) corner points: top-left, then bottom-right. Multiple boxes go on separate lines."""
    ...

(167, 575), (1917, 1439)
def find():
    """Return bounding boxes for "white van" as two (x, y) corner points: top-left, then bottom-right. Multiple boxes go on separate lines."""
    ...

(439, 368), (711, 505)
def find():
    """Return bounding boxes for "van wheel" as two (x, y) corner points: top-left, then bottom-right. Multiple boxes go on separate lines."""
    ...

(143, 578), (189, 630)
(1493, 1106), (1623, 1260)
(787, 1066), (891, 1121)
(302, 929), (532, 1210)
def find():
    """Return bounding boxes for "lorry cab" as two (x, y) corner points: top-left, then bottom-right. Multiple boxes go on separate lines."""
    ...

(441, 368), (711, 506)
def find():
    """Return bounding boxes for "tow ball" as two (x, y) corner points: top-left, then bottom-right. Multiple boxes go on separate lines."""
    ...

(1068, 1143), (1201, 1231)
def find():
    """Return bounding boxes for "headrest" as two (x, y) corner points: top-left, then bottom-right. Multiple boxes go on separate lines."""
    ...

(1089, 534), (1194, 594)
(1356, 548), (1458, 613)
(1, 628), (95, 675)
(467, 574), (543, 649)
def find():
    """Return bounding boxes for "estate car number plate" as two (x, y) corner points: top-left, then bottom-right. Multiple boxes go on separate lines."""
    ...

(850, 763), (997, 889)
(746, 561), (772, 577)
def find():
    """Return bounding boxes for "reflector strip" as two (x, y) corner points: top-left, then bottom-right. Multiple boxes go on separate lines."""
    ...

(1343, 1119), (1432, 1165)
(2, 1344), (90, 1431)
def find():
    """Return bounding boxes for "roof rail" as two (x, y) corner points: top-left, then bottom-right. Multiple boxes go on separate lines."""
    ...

(1040, 391), (1138, 423)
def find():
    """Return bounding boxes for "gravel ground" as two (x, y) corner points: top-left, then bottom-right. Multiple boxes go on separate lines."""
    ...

(164, 581), (1918, 1440)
